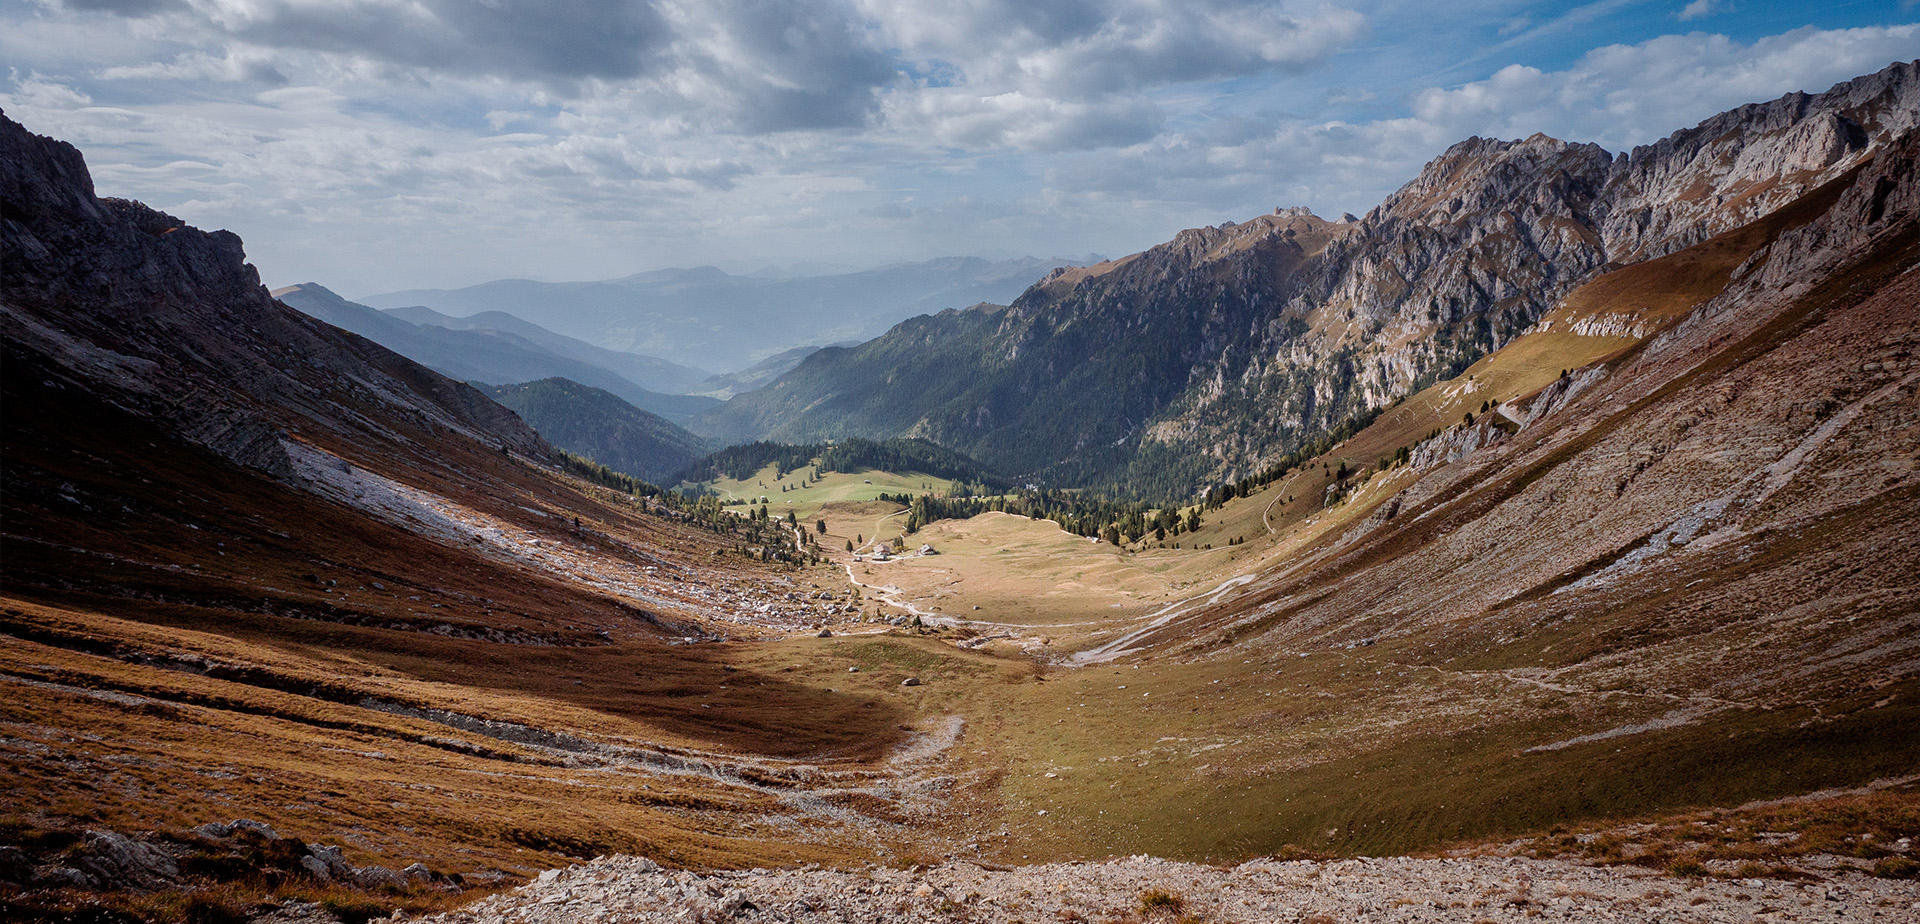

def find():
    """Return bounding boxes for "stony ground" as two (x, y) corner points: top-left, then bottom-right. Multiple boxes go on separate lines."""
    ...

(391, 853), (1919, 924)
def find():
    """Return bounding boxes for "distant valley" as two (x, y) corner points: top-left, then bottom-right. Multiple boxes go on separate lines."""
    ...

(358, 255), (1101, 374)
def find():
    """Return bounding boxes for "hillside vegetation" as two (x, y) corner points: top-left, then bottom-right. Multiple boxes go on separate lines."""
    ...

(486, 378), (713, 485)
(699, 64), (1919, 501)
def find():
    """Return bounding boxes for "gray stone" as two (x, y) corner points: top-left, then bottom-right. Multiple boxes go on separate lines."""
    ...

(354, 864), (406, 890)
(34, 866), (93, 889)
(299, 855), (331, 881)
(74, 830), (180, 890)
(307, 843), (355, 879)
(227, 818), (281, 840)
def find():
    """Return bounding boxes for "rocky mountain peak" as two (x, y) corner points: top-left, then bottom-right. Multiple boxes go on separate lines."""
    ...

(1372, 133), (1613, 227)
(675, 63), (1920, 496)
(0, 113), (105, 226)
(1, 110), (547, 483)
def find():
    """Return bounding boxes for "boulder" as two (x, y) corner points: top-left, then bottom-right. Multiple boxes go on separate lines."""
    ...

(299, 855), (332, 881)
(354, 864), (406, 890)
(33, 866), (92, 889)
(307, 844), (355, 880)
(75, 829), (180, 890)
(227, 818), (281, 840)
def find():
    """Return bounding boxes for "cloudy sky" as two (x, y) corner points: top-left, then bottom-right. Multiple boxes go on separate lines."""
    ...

(3, 1), (1915, 295)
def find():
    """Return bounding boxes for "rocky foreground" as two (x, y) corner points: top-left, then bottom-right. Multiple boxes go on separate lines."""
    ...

(393, 854), (1918, 924)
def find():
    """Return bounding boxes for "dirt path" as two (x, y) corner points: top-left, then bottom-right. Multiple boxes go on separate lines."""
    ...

(1070, 573), (1256, 665)
(1261, 471), (1308, 534)
(840, 557), (944, 622)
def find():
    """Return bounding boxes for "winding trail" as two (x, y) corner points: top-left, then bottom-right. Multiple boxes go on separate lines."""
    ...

(1070, 573), (1257, 665)
(1261, 471), (1308, 535)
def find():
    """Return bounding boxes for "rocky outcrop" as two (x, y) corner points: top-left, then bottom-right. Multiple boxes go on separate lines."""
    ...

(1174, 134), (1616, 461)
(1600, 60), (1919, 261)
(69, 831), (182, 891)
(0, 111), (550, 486)
(1165, 63), (1917, 486)
(0, 819), (458, 897)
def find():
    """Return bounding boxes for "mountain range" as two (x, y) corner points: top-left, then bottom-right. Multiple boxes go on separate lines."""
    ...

(271, 282), (722, 424)
(2, 57), (1918, 924)
(698, 62), (1920, 499)
(359, 254), (1102, 374)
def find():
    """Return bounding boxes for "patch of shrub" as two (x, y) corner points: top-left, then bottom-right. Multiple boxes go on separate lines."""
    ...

(1139, 889), (1186, 916)
(320, 897), (392, 924)
(1872, 857), (1920, 880)
(1666, 858), (1707, 877)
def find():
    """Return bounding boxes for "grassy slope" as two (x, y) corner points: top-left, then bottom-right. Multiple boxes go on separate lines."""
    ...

(824, 173), (1919, 863)
(697, 463), (962, 550)
(0, 367), (936, 901)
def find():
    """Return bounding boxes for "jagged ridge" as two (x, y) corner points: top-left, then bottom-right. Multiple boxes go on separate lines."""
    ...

(698, 61), (1919, 499)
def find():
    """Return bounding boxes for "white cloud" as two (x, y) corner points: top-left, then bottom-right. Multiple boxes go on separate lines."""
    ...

(1028, 22), (1920, 236)
(101, 49), (287, 84)
(861, 0), (1367, 100)
(1409, 24), (1920, 151)
(1676, 0), (1724, 22)
(4, 2), (1915, 298)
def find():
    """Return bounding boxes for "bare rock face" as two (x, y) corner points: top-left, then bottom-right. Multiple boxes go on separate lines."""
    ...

(72, 831), (181, 891)
(0, 111), (550, 485)
(1198, 134), (1616, 441)
(1168, 62), (1919, 482)
(706, 62), (1919, 494)
(1600, 61), (1918, 261)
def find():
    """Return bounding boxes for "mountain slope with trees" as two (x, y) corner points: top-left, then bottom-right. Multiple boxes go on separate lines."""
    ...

(698, 62), (1919, 501)
(485, 378), (714, 484)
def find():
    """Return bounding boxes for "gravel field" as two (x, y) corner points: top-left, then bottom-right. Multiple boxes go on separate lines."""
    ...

(395, 853), (1919, 924)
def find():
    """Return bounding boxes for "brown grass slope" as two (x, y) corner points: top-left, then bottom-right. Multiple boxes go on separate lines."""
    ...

(960, 131), (1920, 863)
(1, 112), (943, 919)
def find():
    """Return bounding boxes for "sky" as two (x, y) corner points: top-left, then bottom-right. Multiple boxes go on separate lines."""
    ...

(3, 1), (1916, 296)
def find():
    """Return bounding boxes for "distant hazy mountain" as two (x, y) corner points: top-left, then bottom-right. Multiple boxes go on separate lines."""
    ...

(382, 304), (709, 394)
(272, 283), (721, 424)
(358, 254), (1103, 373)
(483, 378), (713, 485)
(683, 343), (859, 400)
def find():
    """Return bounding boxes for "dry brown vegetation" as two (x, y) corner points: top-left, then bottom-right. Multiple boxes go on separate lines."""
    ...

(1483, 778), (1920, 879)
